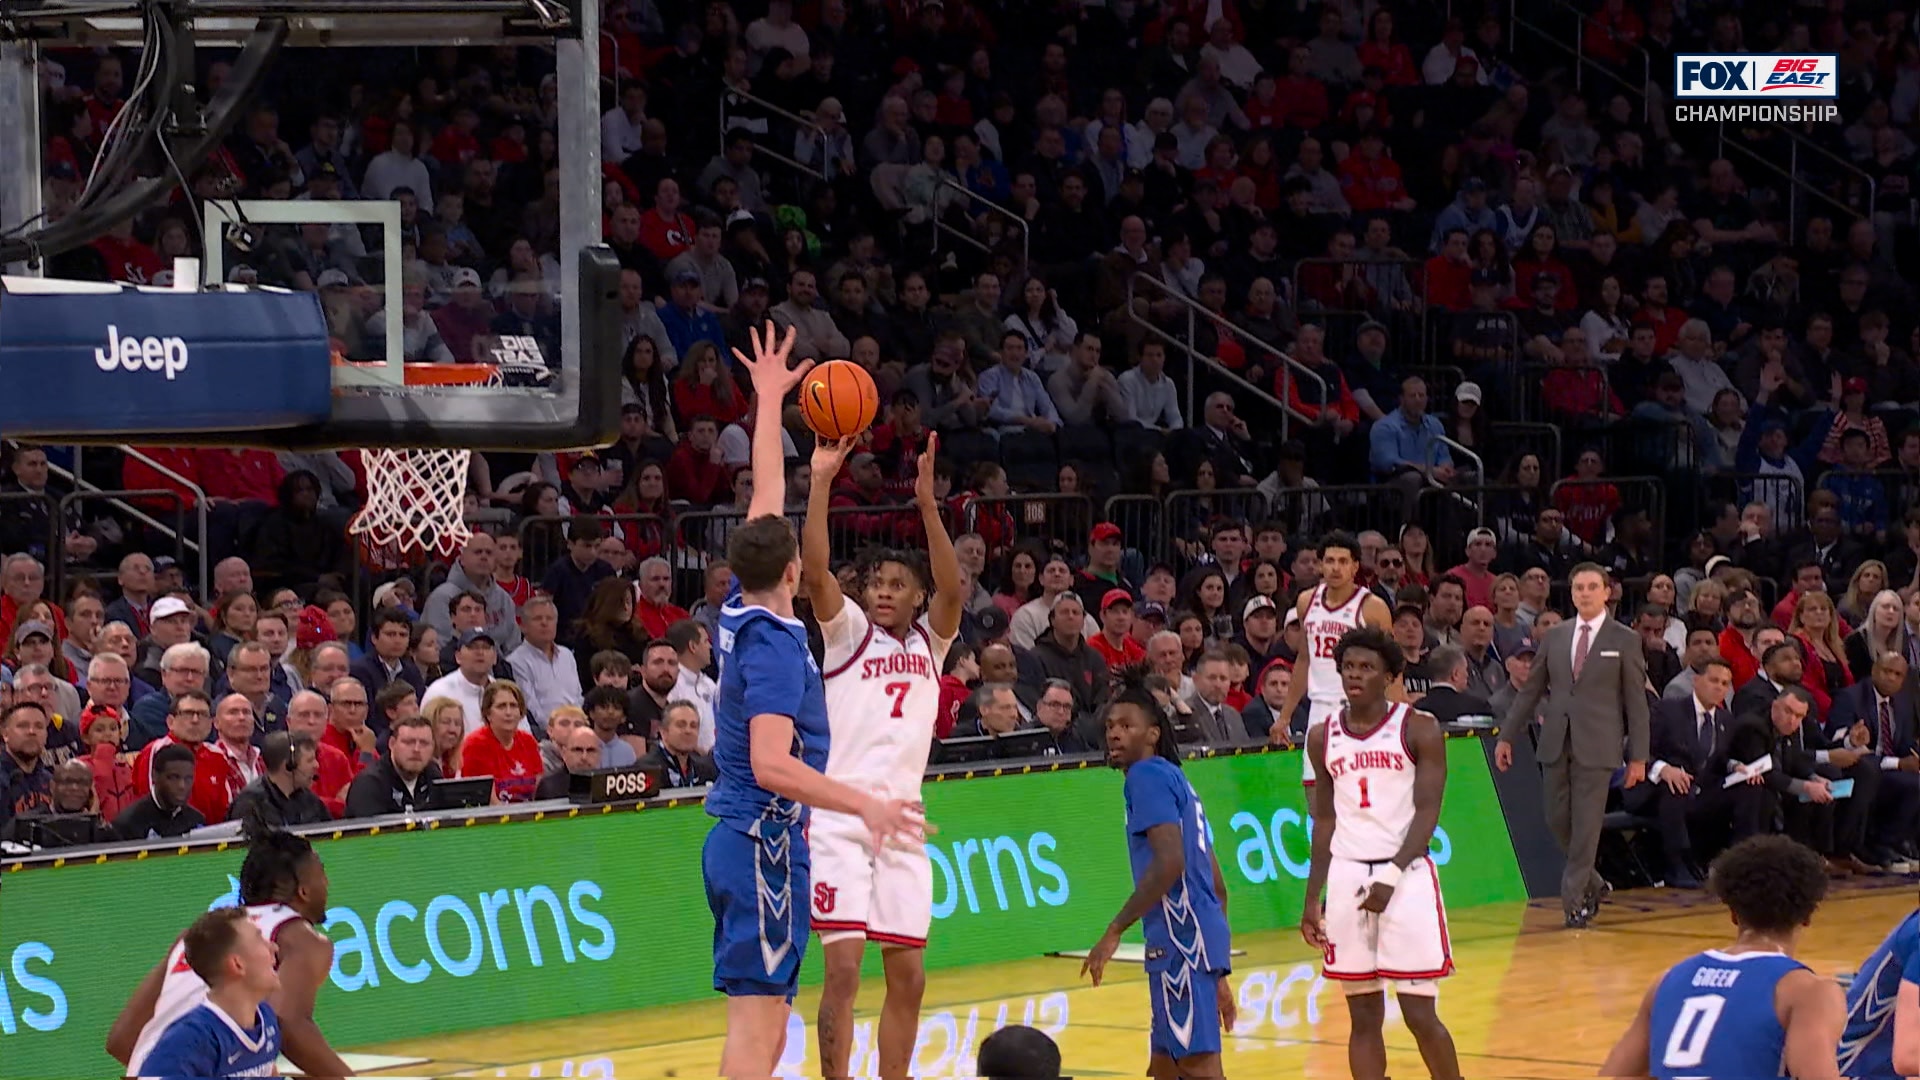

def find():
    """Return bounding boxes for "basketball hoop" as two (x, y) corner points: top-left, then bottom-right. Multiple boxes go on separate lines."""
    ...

(349, 446), (474, 568)
(344, 363), (499, 569)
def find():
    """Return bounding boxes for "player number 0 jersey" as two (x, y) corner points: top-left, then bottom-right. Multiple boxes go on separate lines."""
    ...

(819, 601), (953, 803)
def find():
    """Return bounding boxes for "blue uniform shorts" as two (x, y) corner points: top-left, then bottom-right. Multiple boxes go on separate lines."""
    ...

(1148, 959), (1223, 1060)
(704, 820), (809, 999)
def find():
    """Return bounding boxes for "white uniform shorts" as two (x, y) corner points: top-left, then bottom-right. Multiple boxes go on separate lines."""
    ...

(1302, 700), (1343, 785)
(1321, 855), (1452, 996)
(808, 808), (933, 948)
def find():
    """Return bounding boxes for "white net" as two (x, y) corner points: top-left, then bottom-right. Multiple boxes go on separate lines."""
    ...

(349, 447), (474, 567)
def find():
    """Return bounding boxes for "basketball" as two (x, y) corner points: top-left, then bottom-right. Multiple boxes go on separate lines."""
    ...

(798, 359), (880, 440)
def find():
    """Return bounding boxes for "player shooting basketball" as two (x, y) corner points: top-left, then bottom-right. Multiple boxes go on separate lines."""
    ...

(802, 429), (963, 1080)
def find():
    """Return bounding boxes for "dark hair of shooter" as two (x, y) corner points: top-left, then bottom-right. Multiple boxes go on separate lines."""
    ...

(1706, 834), (1829, 936)
(1107, 662), (1181, 764)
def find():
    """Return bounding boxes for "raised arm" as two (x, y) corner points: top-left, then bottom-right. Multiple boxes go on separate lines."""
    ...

(802, 436), (859, 624)
(733, 321), (808, 520)
(917, 432), (964, 642)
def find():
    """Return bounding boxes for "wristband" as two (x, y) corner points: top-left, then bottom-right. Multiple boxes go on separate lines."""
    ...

(1371, 863), (1404, 891)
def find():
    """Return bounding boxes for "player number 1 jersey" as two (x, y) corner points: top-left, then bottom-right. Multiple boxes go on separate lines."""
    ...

(1324, 703), (1418, 862)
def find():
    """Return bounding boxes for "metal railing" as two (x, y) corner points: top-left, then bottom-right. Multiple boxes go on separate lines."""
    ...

(1162, 490), (1273, 556)
(1546, 475), (1667, 552)
(1290, 255), (1430, 372)
(958, 493), (1095, 555)
(514, 511), (670, 573)
(1490, 421), (1564, 477)
(1717, 122), (1872, 237)
(64, 488), (193, 599)
(55, 448), (208, 599)
(1124, 270), (1319, 440)
(1261, 483), (1408, 542)
(1435, 434), (1486, 499)
(1101, 494), (1171, 571)
(0, 491), (60, 599)
(1710, 471), (1806, 538)
(1511, 0), (1653, 121)
(931, 177), (1030, 271)
(720, 84), (827, 181)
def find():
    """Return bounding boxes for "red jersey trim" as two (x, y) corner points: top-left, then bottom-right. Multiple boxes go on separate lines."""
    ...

(811, 919), (868, 933)
(820, 619), (877, 680)
(868, 930), (928, 948)
(1341, 702), (1401, 743)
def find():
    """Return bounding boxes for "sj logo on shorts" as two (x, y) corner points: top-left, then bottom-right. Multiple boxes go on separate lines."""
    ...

(813, 883), (838, 914)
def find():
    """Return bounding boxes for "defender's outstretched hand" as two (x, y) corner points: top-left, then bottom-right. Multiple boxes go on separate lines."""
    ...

(732, 321), (810, 400)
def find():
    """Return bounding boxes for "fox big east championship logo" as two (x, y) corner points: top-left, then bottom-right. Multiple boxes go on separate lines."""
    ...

(1675, 54), (1838, 97)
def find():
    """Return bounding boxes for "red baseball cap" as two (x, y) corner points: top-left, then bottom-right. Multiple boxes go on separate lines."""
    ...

(1100, 588), (1135, 612)
(1089, 522), (1123, 543)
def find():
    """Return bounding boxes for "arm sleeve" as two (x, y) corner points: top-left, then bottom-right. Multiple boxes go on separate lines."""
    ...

(736, 620), (807, 721)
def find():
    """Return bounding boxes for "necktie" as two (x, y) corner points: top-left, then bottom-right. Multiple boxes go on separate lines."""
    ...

(1573, 623), (1592, 680)
(1699, 711), (1714, 758)
(1881, 698), (1896, 753)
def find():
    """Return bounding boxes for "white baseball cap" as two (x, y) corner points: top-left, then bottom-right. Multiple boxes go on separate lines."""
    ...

(151, 596), (193, 621)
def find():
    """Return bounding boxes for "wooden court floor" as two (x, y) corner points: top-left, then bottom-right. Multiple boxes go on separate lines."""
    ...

(352, 879), (1920, 1078)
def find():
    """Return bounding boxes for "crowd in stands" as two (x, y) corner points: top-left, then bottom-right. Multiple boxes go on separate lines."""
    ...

(15, 0), (1920, 874)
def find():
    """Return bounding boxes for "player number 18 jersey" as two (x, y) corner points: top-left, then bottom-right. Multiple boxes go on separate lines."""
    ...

(1304, 584), (1368, 706)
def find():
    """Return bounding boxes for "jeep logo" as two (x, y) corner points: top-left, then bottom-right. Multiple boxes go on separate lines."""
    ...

(95, 324), (189, 380)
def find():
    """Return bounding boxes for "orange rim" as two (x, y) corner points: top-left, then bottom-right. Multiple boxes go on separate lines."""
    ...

(333, 360), (500, 387)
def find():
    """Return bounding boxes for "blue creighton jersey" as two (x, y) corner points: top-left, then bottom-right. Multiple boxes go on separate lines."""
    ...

(1648, 949), (1804, 1080)
(138, 1001), (281, 1079)
(706, 576), (829, 834)
(1124, 755), (1230, 975)
(1839, 910), (1920, 1076)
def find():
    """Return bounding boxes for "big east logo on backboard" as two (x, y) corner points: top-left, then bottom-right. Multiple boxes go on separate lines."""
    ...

(1675, 55), (1837, 98)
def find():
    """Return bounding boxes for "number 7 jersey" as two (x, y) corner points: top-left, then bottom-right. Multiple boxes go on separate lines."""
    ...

(819, 600), (953, 803)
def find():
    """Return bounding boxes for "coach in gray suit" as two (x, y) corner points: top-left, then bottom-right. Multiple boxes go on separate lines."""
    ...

(1495, 563), (1650, 929)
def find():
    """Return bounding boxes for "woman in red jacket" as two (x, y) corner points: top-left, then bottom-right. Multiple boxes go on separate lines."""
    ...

(1358, 9), (1419, 86)
(1789, 591), (1853, 722)
(671, 342), (747, 429)
(664, 417), (728, 505)
(611, 459), (674, 560)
